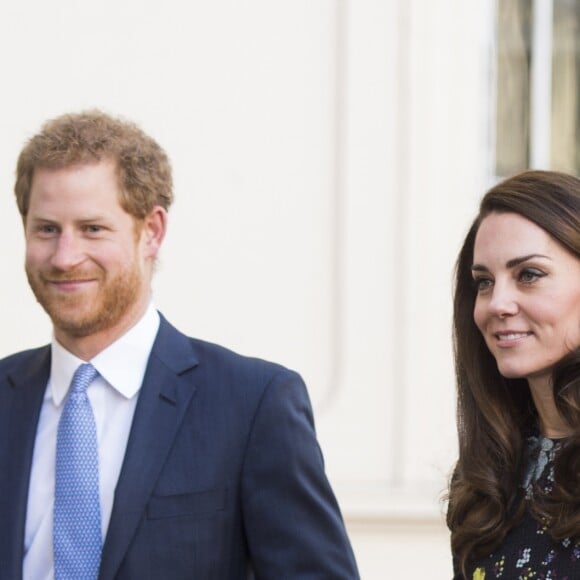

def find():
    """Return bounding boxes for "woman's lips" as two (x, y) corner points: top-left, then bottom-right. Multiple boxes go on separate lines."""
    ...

(493, 331), (533, 347)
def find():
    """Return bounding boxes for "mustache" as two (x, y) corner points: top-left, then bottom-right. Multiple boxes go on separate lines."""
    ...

(41, 269), (101, 282)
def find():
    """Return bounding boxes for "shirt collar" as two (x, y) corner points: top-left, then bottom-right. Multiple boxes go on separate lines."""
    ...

(50, 303), (161, 406)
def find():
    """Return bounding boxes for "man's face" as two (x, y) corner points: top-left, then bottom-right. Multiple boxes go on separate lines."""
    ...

(24, 160), (154, 346)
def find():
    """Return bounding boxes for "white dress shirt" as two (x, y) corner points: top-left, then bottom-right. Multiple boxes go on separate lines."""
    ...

(23, 304), (160, 580)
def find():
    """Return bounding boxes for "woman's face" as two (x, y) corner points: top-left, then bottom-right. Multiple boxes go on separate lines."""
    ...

(472, 211), (580, 387)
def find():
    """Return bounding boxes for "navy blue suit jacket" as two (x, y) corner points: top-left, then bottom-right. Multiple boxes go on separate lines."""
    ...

(0, 315), (359, 579)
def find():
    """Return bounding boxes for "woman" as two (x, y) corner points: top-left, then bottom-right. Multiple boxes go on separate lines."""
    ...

(447, 170), (580, 579)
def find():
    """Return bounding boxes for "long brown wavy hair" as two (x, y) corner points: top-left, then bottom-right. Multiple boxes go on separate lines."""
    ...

(447, 170), (580, 576)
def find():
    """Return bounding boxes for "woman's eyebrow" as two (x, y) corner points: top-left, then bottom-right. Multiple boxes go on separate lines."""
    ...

(471, 263), (488, 272)
(471, 253), (551, 272)
(505, 253), (550, 268)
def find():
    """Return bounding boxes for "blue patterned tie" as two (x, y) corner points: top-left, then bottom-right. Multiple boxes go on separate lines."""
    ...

(54, 363), (102, 580)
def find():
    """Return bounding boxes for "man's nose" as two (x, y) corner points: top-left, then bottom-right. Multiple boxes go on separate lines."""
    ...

(50, 233), (85, 270)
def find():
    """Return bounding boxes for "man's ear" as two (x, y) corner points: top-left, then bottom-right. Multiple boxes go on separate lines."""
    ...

(142, 206), (167, 259)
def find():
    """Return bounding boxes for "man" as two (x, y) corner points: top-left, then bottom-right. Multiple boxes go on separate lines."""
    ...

(0, 111), (359, 579)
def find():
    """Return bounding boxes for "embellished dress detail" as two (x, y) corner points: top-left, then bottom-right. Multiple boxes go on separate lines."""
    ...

(458, 435), (580, 579)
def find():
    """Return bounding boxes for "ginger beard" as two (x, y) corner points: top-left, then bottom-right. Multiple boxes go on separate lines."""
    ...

(26, 253), (143, 339)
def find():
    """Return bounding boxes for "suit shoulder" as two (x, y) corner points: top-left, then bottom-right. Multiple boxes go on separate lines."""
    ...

(0, 346), (50, 390)
(156, 316), (306, 400)
(0, 346), (49, 374)
(188, 336), (299, 382)
(184, 336), (312, 422)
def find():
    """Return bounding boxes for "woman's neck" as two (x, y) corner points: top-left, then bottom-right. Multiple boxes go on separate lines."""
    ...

(528, 376), (572, 439)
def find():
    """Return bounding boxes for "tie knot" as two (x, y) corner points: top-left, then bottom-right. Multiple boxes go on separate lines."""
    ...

(70, 363), (99, 395)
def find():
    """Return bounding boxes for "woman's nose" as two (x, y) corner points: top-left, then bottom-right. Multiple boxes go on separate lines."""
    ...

(487, 282), (519, 318)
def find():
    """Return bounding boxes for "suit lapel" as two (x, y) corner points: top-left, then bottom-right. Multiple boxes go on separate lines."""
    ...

(99, 318), (199, 580)
(0, 348), (50, 579)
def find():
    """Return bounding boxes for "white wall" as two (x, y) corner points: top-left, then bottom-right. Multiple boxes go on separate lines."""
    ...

(0, 1), (498, 577)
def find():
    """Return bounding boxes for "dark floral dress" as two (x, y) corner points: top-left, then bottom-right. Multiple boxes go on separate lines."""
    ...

(456, 435), (580, 580)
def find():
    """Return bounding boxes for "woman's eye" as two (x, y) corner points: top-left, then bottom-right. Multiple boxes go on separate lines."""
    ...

(519, 268), (545, 284)
(472, 277), (493, 292)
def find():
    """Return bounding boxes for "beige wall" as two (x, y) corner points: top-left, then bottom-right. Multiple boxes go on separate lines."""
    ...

(0, 1), (499, 576)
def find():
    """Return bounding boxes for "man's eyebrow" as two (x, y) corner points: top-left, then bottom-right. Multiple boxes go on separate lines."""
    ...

(77, 215), (107, 223)
(471, 253), (551, 271)
(26, 216), (57, 225)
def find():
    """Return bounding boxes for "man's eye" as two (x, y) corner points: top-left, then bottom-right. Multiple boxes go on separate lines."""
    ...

(84, 225), (102, 233)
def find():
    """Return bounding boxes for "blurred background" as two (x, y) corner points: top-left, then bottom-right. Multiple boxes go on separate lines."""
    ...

(0, 0), (577, 577)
